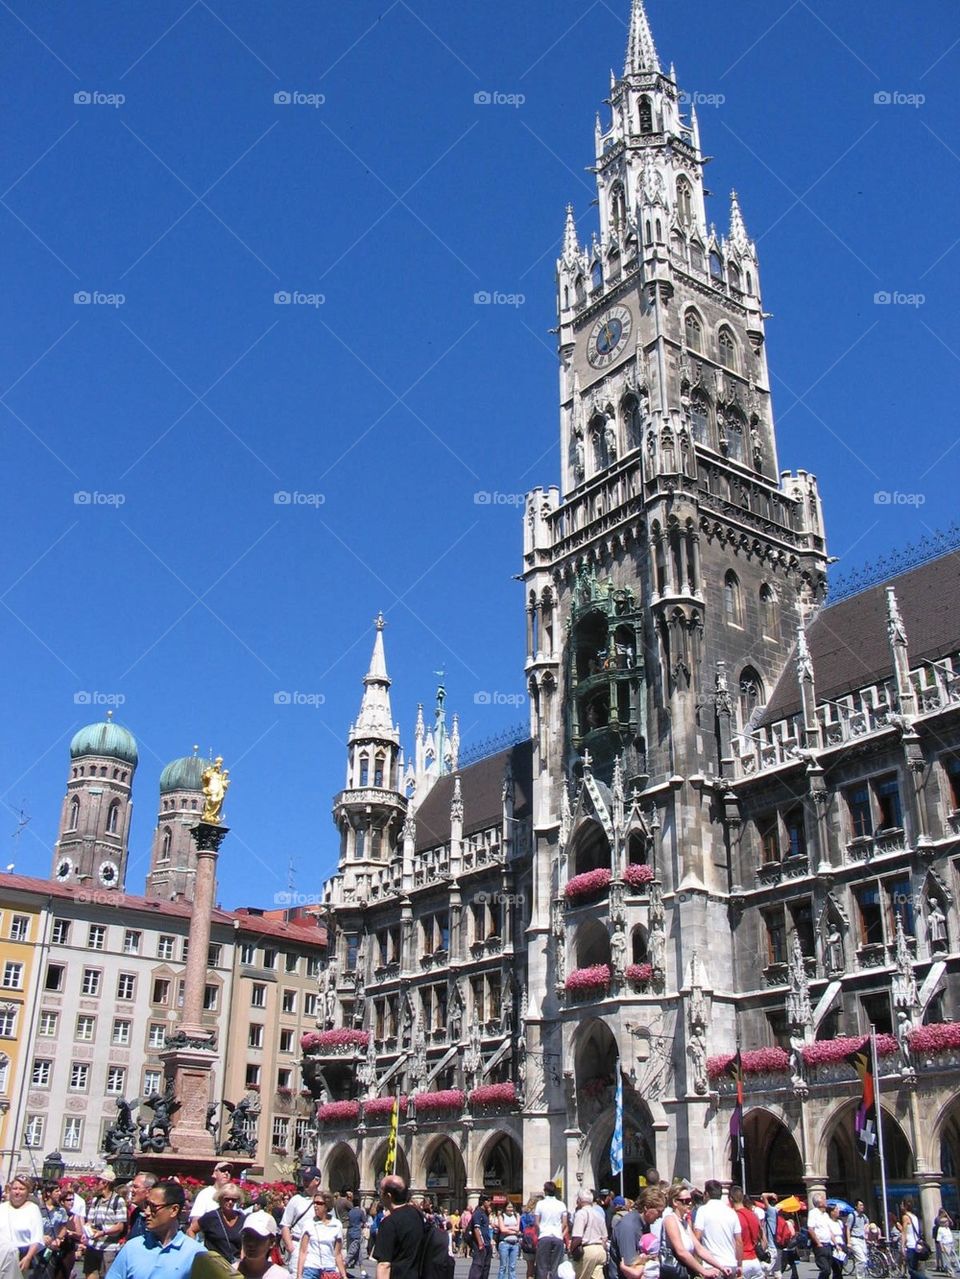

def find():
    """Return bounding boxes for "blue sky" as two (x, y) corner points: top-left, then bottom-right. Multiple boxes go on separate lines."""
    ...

(0, 1), (957, 907)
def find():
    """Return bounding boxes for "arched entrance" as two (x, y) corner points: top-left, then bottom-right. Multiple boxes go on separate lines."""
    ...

(326, 1143), (360, 1194)
(738, 1111), (802, 1197)
(367, 1140), (410, 1192)
(825, 1103), (915, 1223)
(480, 1133), (522, 1199)
(593, 1101), (655, 1197)
(422, 1136), (466, 1212)
(937, 1094), (960, 1218)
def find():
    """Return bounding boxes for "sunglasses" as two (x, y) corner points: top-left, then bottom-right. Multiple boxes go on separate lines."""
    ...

(676, 1198), (692, 1204)
(144, 1202), (176, 1214)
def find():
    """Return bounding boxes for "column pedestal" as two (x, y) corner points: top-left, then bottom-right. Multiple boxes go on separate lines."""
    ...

(160, 1042), (218, 1156)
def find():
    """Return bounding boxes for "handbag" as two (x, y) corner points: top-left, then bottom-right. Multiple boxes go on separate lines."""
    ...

(659, 1221), (690, 1279)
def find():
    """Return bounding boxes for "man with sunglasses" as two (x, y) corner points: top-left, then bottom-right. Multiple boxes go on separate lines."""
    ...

(109, 1182), (206, 1279)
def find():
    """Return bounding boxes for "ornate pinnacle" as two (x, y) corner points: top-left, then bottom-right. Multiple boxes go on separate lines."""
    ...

(796, 623), (814, 684)
(624, 0), (661, 77)
(562, 203), (579, 262)
(886, 586), (908, 647)
(451, 776), (463, 823)
(728, 190), (749, 252)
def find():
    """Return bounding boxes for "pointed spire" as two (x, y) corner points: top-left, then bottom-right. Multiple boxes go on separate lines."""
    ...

(796, 623), (814, 684)
(624, 0), (661, 77)
(690, 104), (701, 153)
(415, 703), (425, 740)
(562, 203), (579, 262)
(352, 613), (397, 739)
(729, 190), (749, 252)
(451, 776), (463, 823)
(449, 713), (460, 771)
(886, 585), (908, 648)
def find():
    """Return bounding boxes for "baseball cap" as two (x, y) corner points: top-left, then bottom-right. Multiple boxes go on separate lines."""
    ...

(612, 1197), (626, 1208)
(242, 1211), (279, 1238)
(98, 1169), (117, 1184)
(300, 1167), (321, 1183)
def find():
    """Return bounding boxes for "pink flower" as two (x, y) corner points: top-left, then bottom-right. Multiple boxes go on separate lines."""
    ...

(469, 1082), (517, 1106)
(625, 962), (653, 984)
(317, 1101), (360, 1123)
(564, 964), (612, 992)
(565, 869), (612, 900)
(413, 1089), (465, 1112)
(362, 1096), (408, 1117)
(907, 1022), (960, 1054)
(801, 1035), (897, 1066)
(300, 1029), (370, 1051)
(624, 864), (654, 888)
(706, 1048), (790, 1080)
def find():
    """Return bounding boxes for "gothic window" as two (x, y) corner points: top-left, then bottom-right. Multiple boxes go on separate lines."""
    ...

(591, 417), (608, 470)
(876, 774), (903, 830)
(644, 220), (652, 246)
(684, 310), (703, 352)
(784, 806), (806, 858)
(759, 584), (776, 636)
(610, 182), (627, 230)
(676, 176), (693, 225)
(689, 243), (704, 274)
(738, 666), (764, 726)
(359, 755), (369, 786)
(68, 796), (80, 831)
(690, 392), (710, 444)
(631, 926), (648, 965)
(355, 828), (365, 859)
(639, 96), (653, 134)
(718, 326), (739, 372)
(762, 908), (787, 966)
(670, 230), (686, 262)
(709, 250), (724, 281)
(746, 270), (754, 294)
(106, 801), (120, 835)
(655, 218), (662, 241)
(725, 410), (746, 462)
(723, 571), (742, 627)
(591, 260), (603, 291)
(789, 899), (815, 956)
(160, 827), (172, 861)
(575, 274), (586, 305)
(728, 261), (741, 291)
(622, 396), (641, 450)
(374, 753), (385, 787)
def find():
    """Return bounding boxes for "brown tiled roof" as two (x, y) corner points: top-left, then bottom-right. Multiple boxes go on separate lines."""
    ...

(760, 552), (960, 725)
(413, 739), (533, 851)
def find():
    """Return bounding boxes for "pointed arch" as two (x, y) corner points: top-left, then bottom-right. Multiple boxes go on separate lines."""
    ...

(738, 1109), (803, 1196)
(684, 309), (703, 353)
(738, 665), (765, 728)
(160, 827), (172, 861)
(690, 389), (711, 445)
(676, 175), (693, 225)
(718, 325), (739, 372)
(106, 800), (120, 834)
(639, 96), (653, 134)
(574, 917), (613, 969)
(723, 571), (742, 628)
(67, 795), (80, 832)
(610, 181), (627, 231)
(567, 817), (611, 877)
(325, 1142), (360, 1193)
(759, 583), (777, 637)
(709, 249), (724, 281)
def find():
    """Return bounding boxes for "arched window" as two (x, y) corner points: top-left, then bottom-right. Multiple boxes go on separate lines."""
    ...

(644, 220), (652, 246)
(591, 261), (603, 291)
(359, 755), (369, 787)
(746, 270), (754, 294)
(639, 96), (653, 134)
(106, 800), (120, 834)
(374, 753), (385, 787)
(160, 827), (172, 861)
(760, 584), (777, 637)
(689, 243), (704, 274)
(622, 396), (641, 450)
(739, 667), (765, 727)
(723, 571), (742, 627)
(631, 926), (648, 965)
(355, 828), (365, 859)
(575, 275), (586, 305)
(68, 796), (80, 831)
(684, 310), (703, 352)
(610, 182), (626, 230)
(725, 410), (746, 462)
(709, 250), (724, 281)
(690, 392), (710, 444)
(728, 261), (741, 291)
(718, 327), (739, 372)
(676, 176), (693, 225)
(670, 230), (686, 263)
(655, 218), (662, 241)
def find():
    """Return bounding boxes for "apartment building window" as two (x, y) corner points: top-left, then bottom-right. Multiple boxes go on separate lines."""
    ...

(279, 1028), (294, 1053)
(277, 1068), (292, 1090)
(847, 784), (872, 838)
(148, 1023), (166, 1048)
(144, 1069), (162, 1095)
(244, 1064), (261, 1088)
(876, 775), (903, 831)
(856, 884), (885, 946)
(240, 943), (255, 965)
(181, 940), (189, 962)
(248, 1024), (264, 1049)
(262, 948), (277, 970)
(87, 925), (106, 951)
(377, 928), (401, 966)
(281, 990), (296, 1015)
(31, 1059), (51, 1087)
(76, 1015), (96, 1041)
(207, 944), (222, 967)
(62, 1117), (83, 1151)
(295, 1119), (311, 1151)
(0, 1008), (16, 1037)
(2, 962), (23, 990)
(45, 964), (65, 992)
(152, 979), (170, 1005)
(285, 953), (298, 974)
(203, 984), (219, 1012)
(38, 1011), (58, 1037)
(117, 973), (136, 1001)
(123, 930), (141, 955)
(106, 1066), (126, 1094)
(158, 936), (175, 961)
(69, 1063), (90, 1091)
(24, 1115), (44, 1148)
(51, 919), (70, 945)
(303, 993), (317, 1017)
(177, 981), (185, 1008)
(846, 774), (904, 840)
(272, 1117), (289, 1151)
(420, 914), (450, 955)
(0, 1059), (12, 1092)
(10, 915), (29, 942)
(112, 1020), (131, 1046)
(784, 808), (807, 858)
(81, 968), (101, 996)
(251, 984), (266, 1009)
(306, 956), (321, 978)
(761, 908), (787, 966)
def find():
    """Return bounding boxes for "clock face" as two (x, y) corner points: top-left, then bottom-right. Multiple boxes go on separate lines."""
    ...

(587, 305), (633, 368)
(55, 858), (72, 881)
(98, 860), (119, 886)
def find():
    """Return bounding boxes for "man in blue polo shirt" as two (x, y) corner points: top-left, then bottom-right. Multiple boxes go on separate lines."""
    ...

(111, 1182), (206, 1279)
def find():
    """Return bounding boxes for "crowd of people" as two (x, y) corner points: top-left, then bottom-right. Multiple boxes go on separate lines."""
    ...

(0, 1160), (957, 1279)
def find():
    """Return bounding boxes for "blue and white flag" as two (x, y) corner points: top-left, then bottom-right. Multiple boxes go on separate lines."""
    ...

(610, 1070), (624, 1176)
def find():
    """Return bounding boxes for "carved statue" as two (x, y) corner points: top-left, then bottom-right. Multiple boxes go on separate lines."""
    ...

(611, 926), (627, 978)
(605, 419), (618, 462)
(928, 899), (947, 947)
(205, 1103), (220, 1144)
(574, 432), (585, 480)
(138, 1081), (180, 1153)
(103, 1097), (138, 1156)
(896, 1009), (914, 1074)
(358, 1033), (378, 1094)
(826, 926), (844, 973)
(789, 1032), (807, 1094)
(324, 981), (338, 1029)
(221, 1098), (259, 1156)
(687, 955), (708, 1095)
(464, 1019), (483, 1088)
(450, 980), (464, 1042)
(501, 972), (515, 1035)
(200, 757), (230, 825)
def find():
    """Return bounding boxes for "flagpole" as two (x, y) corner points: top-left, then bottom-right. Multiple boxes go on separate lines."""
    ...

(737, 1027), (747, 1194)
(870, 1027), (890, 1236)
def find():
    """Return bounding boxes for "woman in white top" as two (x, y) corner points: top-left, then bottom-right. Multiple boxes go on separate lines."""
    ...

(298, 1193), (347, 1279)
(935, 1213), (959, 1279)
(0, 1177), (45, 1271)
(899, 1199), (924, 1279)
(661, 1186), (725, 1279)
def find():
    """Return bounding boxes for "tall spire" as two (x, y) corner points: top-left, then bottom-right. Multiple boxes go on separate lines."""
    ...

(562, 203), (579, 262)
(728, 190), (749, 252)
(352, 612), (396, 738)
(624, 0), (660, 77)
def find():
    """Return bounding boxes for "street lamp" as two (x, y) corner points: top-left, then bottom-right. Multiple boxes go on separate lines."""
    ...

(112, 1141), (138, 1184)
(41, 1151), (65, 1184)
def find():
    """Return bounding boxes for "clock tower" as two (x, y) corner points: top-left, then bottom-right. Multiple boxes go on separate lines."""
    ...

(520, 0), (829, 1187)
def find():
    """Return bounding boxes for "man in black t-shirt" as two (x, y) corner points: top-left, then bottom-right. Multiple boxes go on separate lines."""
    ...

(468, 1195), (493, 1279)
(373, 1177), (424, 1279)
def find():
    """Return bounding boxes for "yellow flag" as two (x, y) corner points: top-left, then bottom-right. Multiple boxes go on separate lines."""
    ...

(384, 1095), (399, 1174)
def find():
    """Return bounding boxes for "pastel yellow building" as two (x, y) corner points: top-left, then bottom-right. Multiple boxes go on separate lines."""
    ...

(0, 884), (48, 1175)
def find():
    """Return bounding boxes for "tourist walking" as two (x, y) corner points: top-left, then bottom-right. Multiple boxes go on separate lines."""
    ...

(534, 1183), (569, 1279)
(282, 1170), (322, 1276)
(662, 1184), (726, 1279)
(935, 1213), (959, 1279)
(297, 1193), (346, 1279)
(467, 1194), (493, 1279)
(900, 1198), (925, 1279)
(109, 1181), (207, 1279)
(693, 1181), (742, 1274)
(569, 1191), (608, 1279)
(190, 1185), (246, 1262)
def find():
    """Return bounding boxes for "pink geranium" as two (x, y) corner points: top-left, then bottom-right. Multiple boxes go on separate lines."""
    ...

(565, 964), (612, 992)
(707, 1048), (791, 1080)
(626, 962), (654, 984)
(317, 1100), (360, 1123)
(301, 1029), (370, 1051)
(801, 1035), (897, 1066)
(363, 1096), (408, 1117)
(414, 1089), (465, 1112)
(469, 1082), (517, 1106)
(565, 868), (612, 900)
(908, 1022), (960, 1054)
(624, 863), (655, 888)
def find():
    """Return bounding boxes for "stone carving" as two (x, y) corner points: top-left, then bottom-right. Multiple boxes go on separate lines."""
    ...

(408, 1019), (428, 1089)
(552, 898), (567, 990)
(450, 979), (464, 1042)
(787, 933), (812, 1030)
(464, 1020), (483, 1089)
(221, 1098), (259, 1156)
(501, 971), (515, 1035)
(605, 418), (618, 462)
(928, 899), (947, 949)
(687, 953), (708, 1095)
(200, 757), (230, 825)
(648, 878), (665, 978)
(825, 925), (844, 974)
(358, 1033), (378, 1095)
(611, 926), (627, 980)
(103, 1097), (138, 1156)
(138, 1081), (180, 1153)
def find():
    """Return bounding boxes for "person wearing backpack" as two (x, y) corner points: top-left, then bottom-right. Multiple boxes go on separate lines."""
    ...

(372, 1177), (423, 1279)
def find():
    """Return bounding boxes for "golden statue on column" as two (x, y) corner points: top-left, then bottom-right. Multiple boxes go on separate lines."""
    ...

(200, 757), (230, 824)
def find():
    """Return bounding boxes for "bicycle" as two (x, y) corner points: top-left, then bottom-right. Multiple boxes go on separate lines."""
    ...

(863, 1240), (908, 1279)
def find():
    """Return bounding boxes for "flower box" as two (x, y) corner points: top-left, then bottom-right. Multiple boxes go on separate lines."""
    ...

(565, 869), (612, 901)
(564, 964), (612, 993)
(469, 1082), (517, 1107)
(624, 863), (654, 889)
(363, 1096), (408, 1118)
(625, 962), (653, 985)
(908, 1022), (960, 1054)
(301, 1029), (370, 1052)
(801, 1035), (897, 1066)
(413, 1089), (465, 1113)
(707, 1048), (791, 1080)
(317, 1100), (360, 1123)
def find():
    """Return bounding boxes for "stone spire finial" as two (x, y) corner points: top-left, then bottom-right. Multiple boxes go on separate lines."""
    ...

(352, 615), (395, 738)
(624, 0), (661, 76)
(728, 190), (750, 253)
(451, 776), (463, 823)
(886, 585), (908, 648)
(562, 203), (579, 262)
(796, 623), (814, 683)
